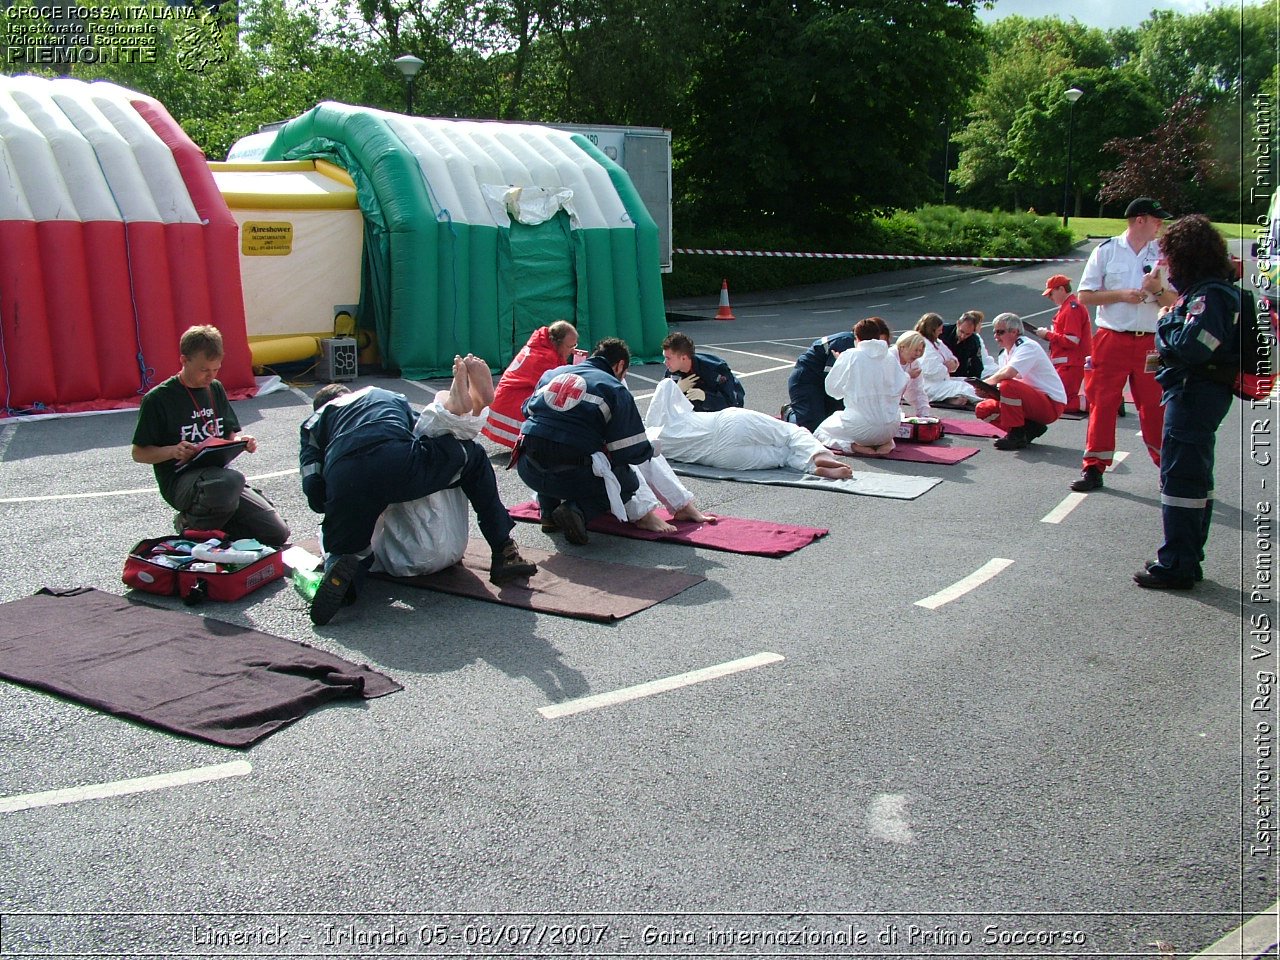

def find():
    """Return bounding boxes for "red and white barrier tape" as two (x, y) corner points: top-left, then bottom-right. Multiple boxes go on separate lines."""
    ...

(672, 248), (1085, 263)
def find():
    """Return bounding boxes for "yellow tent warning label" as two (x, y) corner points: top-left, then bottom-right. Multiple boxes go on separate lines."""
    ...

(241, 221), (294, 256)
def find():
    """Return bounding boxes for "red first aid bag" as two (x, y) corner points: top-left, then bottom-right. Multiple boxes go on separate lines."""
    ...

(123, 534), (285, 603)
(895, 418), (945, 443)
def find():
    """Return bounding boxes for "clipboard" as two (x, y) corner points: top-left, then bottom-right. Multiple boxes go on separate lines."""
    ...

(964, 377), (1001, 400)
(177, 437), (248, 471)
(1022, 320), (1044, 337)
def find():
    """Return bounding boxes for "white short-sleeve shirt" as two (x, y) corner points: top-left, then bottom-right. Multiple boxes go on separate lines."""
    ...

(1078, 230), (1162, 333)
(999, 337), (1069, 404)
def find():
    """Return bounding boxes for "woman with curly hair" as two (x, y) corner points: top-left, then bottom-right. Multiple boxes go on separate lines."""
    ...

(1135, 214), (1240, 590)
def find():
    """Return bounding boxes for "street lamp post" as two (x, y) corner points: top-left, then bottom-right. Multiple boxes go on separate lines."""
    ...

(394, 54), (425, 115)
(1061, 87), (1084, 229)
(940, 117), (950, 206)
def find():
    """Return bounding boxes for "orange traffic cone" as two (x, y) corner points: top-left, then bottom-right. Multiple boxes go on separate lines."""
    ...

(715, 278), (735, 321)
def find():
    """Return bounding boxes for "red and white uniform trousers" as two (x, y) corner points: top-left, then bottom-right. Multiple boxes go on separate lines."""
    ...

(1082, 328), (1164, 471)
(976, 379), (1065, 432)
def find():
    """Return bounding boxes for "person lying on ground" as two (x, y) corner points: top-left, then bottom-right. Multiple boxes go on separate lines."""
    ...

(300, 357), (537, 625)
(645, 377), (852, 479)
(372, 356), (521, 577)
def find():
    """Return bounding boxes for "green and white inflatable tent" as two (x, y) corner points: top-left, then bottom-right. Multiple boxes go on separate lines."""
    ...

(260, 102), (667, 378)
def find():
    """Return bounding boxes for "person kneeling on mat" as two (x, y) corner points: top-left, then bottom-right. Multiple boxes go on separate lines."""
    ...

(300, 360), (538, 625)
(517, 338), (711, 545)
(974, 312), (1068, 451)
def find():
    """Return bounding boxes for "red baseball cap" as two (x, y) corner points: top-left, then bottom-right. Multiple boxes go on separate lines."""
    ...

(1041, 274), (1071, 297)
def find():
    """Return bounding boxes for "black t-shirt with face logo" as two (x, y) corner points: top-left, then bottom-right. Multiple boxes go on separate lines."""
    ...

(132, 375), (240, 505)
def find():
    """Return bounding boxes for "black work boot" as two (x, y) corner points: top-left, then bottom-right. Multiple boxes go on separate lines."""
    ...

(490, 540), (538, 584)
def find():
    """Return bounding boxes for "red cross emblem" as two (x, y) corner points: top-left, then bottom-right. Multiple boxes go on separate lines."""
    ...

(544, 373), (587, 410)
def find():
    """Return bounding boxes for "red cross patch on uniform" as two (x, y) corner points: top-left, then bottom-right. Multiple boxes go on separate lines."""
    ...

(1187, 297), (1206, 317)
(543, 372), (587, 410)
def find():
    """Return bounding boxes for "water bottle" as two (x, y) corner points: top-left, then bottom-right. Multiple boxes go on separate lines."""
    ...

(290, 566), (324, 602)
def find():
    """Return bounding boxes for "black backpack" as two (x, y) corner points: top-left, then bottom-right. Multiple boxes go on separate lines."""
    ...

(1198, 280), (1278, 401)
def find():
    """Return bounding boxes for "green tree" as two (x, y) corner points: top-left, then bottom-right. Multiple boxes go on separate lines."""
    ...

(680, 0), (982, 235)
(1007, 67), (1161, 218)
(951, 16), (1115, 210)
(1132, 4), (1275, 106)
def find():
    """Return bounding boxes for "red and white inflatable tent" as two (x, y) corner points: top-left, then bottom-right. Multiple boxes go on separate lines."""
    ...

(0, 75), (254, 417)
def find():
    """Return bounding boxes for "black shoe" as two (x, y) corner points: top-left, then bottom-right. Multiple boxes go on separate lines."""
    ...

(1024, 420), (1048, 442)
(1118, 401), (1127, 417)
(1133, 569), (1195, 590)
(1070, 466), (1103, 492)
(539, 513), (559, 534)
(780, 403), (796, 424)
(1146, 560), (1203, 582)
(490, 539), (538, 584)
(310, 554), (360, 626)
(551, 503), (589, 545)
(994, 428), (1029, 451)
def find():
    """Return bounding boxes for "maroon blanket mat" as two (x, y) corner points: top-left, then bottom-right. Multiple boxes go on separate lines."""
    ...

(877, 443), (979, 465)
(939, 418), (1005, 438)
(373, 541), (704, 622)
(509, 502), (827, 557)
(0, 587), (400, 748)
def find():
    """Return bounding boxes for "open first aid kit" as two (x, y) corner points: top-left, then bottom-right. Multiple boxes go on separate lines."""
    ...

(123, 531), (285, 604)
(895, 417), (945, 443)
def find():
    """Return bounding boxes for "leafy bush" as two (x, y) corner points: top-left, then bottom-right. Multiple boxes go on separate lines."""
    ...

(663, 206), (1074, 298)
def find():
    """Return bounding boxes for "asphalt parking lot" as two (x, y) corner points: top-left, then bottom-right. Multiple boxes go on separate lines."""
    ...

(0, 255), (1276, 959)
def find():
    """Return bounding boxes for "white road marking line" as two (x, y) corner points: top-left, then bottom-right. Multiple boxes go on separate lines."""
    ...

(624, 371), (661, 385)
(812, 308), (845, 314)
(1, 487), (155, 504)
(867, 793), (915, 843)
(1186, 900), (1278, 959)
(1, 469), (301, 504)
(737, 363), (797, 379)
(0, 761), (252, 814)
(736, 312), (780, 318)
(539, 652), (785, 719)
(1041, 492), (1087, 524)
(708, 346), (796, 364)
(915, 558), (1014, 610)
(906, 295), (925, 302)
(867, 302), (889, 308)
(939, 287), (957, 294)
(970, 277), (989, 284)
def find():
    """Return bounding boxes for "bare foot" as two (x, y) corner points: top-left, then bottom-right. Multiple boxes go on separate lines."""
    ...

(444, 355), (469, 415)
(634, 510), (677, 534)
(812, 454), (853, 479)
(852, 441), (894, 457)
(464, 354), (495, 414)
(673, 502), (717, 523)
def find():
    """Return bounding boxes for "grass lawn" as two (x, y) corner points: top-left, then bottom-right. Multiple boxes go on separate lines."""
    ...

(1069, 216), (1253, 242)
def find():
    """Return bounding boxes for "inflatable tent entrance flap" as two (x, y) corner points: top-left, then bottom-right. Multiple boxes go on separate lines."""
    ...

(0, 75), (255, 418)
(261, 102), (668, 379)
